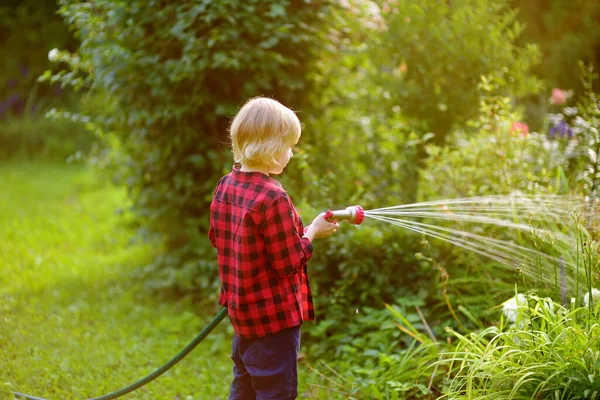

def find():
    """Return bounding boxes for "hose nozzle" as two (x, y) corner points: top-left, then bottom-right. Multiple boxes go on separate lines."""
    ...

(325, 205), (364, 225)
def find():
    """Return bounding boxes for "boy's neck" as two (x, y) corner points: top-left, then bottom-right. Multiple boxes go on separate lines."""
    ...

(239, 164), (270, 176)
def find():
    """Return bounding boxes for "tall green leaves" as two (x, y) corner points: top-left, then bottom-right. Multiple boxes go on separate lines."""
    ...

(443, 297), (600, 399)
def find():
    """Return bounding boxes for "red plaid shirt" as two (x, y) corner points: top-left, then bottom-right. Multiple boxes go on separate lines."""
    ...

(209, 165), (315, 339)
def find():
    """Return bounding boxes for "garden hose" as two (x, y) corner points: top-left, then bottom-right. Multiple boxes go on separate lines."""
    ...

(13, 308), (229, 400)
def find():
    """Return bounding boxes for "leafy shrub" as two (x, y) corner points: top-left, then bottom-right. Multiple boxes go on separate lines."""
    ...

(412, 75), (575, 323)
(283, 0), (546, 333)
(368, 0), (541, 143)
(304, 303), (445, 400)
(420, 75), (567, 201)
(414, 69), (599, 325)
(51, 0), (337, 294)
(289, 0), (542, 212)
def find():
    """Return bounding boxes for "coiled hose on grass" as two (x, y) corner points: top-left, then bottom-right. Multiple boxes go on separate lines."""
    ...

(13, 308), (228, 400)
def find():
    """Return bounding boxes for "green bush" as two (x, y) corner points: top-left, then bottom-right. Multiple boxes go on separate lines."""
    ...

(368, 0), (541, 143)
(289, 0), (542, 215)
(420, 75), (568, 200)
(51, 0), (338, 294)
(301, 75), (556, 346)
(415, 76), (573, 322)
(291, 0), (551, 339)
(343, 74), (600, 395)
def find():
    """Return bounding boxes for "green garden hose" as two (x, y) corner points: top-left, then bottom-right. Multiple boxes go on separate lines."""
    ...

(13, 308), (229, 400)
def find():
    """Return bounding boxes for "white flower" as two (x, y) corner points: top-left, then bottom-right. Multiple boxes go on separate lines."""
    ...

(48, 48), (60, 62)
(573, 116), (591, 131)
(583, 288), (600, 309)
(503, 293), (528, 323)
(563, 107), (578, 116)
(542, 297), (555, 314)
(358, 0), (386, 31)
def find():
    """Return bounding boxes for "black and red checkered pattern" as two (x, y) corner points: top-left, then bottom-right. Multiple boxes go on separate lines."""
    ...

(209, 165), (314, 339)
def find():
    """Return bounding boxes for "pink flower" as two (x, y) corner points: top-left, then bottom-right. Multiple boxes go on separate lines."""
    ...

(551, 88), (566, 105)
(510, 122), (529, 137)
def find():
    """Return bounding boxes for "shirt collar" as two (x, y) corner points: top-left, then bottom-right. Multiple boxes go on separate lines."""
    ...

(231, 164), (283, 188)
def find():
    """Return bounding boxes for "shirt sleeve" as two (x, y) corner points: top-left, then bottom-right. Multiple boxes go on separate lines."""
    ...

(262, 195), (313, 278)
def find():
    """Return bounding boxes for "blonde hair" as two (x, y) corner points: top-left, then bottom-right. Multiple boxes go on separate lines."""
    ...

(229, 97), (301, 168)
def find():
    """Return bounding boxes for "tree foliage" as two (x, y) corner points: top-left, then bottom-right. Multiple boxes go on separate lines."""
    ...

(511, 0), (600, 92)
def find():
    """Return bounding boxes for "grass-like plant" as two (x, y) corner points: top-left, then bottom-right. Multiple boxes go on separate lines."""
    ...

(441, 295), (600, 399)
(438, 204), (600, 399)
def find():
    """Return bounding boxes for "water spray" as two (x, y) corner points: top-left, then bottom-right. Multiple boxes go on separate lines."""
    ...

(328, 195), (595, 294)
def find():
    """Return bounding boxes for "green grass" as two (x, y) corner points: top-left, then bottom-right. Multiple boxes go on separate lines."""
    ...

(0, 162), (233, 399)
(0, 161), (346, 400)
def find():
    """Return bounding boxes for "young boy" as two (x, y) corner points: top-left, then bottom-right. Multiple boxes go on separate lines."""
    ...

(209, 97), (339, 400)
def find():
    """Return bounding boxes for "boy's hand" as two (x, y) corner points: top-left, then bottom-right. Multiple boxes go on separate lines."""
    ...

(304, 213), (340, 242)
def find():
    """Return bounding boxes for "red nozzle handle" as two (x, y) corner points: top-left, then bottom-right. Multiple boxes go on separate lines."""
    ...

(324, 210), (334, 221)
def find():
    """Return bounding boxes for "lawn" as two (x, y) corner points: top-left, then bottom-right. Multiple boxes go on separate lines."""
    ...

(0, 162), (237, 399)
(0, 162), (344, 400)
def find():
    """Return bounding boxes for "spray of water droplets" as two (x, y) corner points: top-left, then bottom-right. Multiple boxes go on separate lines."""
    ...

(361, 194), (595, 292)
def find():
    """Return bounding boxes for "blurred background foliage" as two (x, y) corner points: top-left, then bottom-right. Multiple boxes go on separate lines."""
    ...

(2, 0), (600, 398)
(512, 0), (600, 92)
(0, 0), (89, 159)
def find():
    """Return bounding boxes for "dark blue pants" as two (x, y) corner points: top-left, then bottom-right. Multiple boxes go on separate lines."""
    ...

(229, 326), (301, 400)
